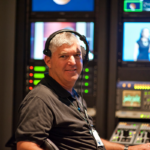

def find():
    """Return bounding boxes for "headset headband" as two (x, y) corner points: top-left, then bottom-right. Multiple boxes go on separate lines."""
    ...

(43, 29), (89, 63)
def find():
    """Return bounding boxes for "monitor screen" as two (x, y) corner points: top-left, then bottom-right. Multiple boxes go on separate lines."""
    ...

(122, 90), (141, 107)
(124, 0), (150, 12)
(122, 22), (150, 62)
(32, 0), (94, 12)
(30, 22), (94, 60)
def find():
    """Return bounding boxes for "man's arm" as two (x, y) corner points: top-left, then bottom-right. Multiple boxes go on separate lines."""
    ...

(101, 139), (124, 150)
(17, 141), (44, 150)
(101, 138), (150, 150)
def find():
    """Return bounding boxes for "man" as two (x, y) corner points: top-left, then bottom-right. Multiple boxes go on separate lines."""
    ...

(16, 31), (150, 150)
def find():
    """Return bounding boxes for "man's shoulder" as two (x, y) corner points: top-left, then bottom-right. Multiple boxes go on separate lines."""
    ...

(27, 83), (54, 96)
(21, 83), (59, 108)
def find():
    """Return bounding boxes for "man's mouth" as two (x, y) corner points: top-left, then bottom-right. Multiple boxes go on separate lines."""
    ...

(66, 69), (77, 72)
(66, 68), (77, 71)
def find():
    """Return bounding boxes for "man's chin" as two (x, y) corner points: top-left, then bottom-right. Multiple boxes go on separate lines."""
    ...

(66, 76), (79, 83)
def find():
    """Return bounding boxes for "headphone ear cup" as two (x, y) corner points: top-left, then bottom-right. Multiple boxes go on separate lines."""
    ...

(80, 46), (88, 65)
(43, 49), (52, 57)
(81, 46), (86, 60)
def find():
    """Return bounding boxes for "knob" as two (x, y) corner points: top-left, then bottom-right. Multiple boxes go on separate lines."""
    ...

(147, 131), (150, 138)
(123, 130), (129, 137)
(142, 133), (145, 137)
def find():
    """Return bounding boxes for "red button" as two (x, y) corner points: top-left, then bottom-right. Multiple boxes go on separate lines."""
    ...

(29, 73), (33, 77)
(29, 86), (33, 90)
(29, 66), (34, 70)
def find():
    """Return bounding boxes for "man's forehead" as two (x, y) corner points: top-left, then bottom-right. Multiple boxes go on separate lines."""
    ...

(58, 43), (81, 53)
(59, 48), (81, 54)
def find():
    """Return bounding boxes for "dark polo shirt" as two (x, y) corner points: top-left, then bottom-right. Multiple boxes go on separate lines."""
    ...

(15, 74), (105, 150)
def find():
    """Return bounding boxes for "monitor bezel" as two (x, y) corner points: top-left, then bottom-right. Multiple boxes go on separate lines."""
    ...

(26, 19), (95, 65)
(117, 19), (150, 67)
(27, 0), (96, 19)
(121, 0), (150, 17)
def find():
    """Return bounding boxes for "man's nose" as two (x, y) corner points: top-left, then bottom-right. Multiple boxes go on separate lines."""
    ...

(68, 56), (76, 65)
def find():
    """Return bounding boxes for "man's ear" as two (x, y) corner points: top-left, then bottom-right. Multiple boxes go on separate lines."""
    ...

(44, 55), (52, 68)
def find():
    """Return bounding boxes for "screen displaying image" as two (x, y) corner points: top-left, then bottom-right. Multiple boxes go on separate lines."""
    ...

(32, 0), (94, 12)
(124, 0), (150, 12)
(30, 22), (94, 60)
(122, 22), (150, 62)
(122, 90), (141, 107)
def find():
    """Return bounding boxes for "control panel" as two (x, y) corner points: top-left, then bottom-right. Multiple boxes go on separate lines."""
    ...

(134, 123), (150, 144)
(110, 122), (150, 145)
(25, 64), (97, 96)
(116, 81), (150, 119)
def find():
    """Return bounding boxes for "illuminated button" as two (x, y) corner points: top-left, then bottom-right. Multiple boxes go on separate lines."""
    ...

(122, 83), (126, 88)
(85, 82), (89, 86)
(85, 75), (89, 79)
(128, 83), (131, 88)
(34, 73), (44, 78)
(84, 89), (89, 93)
(85, 68), (89, 72)
(140, 114), (144, 118)
(133, 124), (136, 126)
(29, 73), (33, 77)
(33, 80), (40, 85)
(34, 66), (46, 72)
(29, 66), (34, 70)
(29, 80), (33, 83)
(147, 115), (150, 118)
(29, 86), (33, 90)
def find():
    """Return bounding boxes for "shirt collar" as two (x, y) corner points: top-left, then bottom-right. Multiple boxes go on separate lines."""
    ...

(39, 73), (79, 99)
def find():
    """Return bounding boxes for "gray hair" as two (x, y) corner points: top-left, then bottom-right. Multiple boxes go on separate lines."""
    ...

(49, 32), (80, 53)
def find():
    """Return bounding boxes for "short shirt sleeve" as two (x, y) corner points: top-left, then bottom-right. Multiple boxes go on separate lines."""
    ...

(15, 96), (54, 146)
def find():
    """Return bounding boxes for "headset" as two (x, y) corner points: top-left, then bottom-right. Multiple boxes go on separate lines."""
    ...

(43, 29), (89, 65)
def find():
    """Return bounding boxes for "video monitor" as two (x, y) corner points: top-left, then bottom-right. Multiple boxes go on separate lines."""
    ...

(122, 22), (150, 62)
(122, 90), (141, 107)
(124, 0), (150, 12)
(32, 0), (94, 12)
(30, 22), (94, 60)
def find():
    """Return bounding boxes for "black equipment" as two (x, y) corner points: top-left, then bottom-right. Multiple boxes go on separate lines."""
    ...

(43, 29), (89, 65)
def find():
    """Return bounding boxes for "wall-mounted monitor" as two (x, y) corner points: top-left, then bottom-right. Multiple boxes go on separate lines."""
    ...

(124, 0), (150, 12)
(30, 22), (94, 61)
(122, 22), (150, 62)
(32, 0), (95, 12)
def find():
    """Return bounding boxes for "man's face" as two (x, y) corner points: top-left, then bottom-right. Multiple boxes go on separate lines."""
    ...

(48, 42), (83, 87)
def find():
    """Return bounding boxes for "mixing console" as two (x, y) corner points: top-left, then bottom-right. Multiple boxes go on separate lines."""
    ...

(110, 122), (150, 145)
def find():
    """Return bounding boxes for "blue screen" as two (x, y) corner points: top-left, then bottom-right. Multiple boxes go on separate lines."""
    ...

(124, 0), (150, 12)
(32, 0), (94, 12)
(143, 0), (150, 11)
(127, 3), (140, 9)
(122, 22), (150, 62)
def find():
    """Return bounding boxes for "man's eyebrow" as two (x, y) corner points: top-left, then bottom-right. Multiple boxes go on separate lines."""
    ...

(59, 49), (81, 55)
